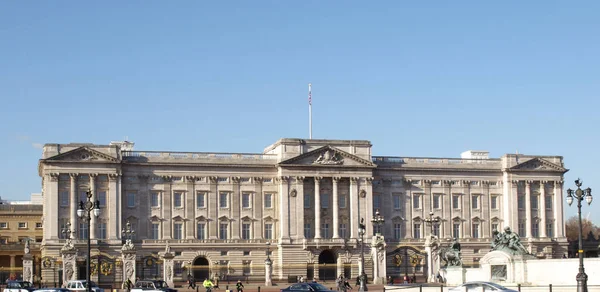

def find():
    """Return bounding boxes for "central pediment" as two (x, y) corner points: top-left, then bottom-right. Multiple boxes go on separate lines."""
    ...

(43, 147), (119, 163)
(279, 145), (376, 168)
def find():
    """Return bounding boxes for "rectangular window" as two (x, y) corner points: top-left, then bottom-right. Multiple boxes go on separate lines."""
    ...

(413, 223), (421, 239)
(339, 195), (347, 208)
(152, 223), (160, 239)
(151, 192), (160, 207)
(472, 195), (479, 209)
(97, 191), (107, 207)
(472, 223), (479, 238)
(98, 223), (107, 239)
(264, 193), (273, 208)
(433, 194), (441, 209)
(35, 222), (42, 228)
(264, 223), (273, 239)
(518, 195), (525, 209)
(219, 193), (228, 208)
(242, 193), (251, 208)
(393, 195), (401, 210)
(433, 224), (440, 237)
(532, 222), (539, 238)
(531, 195), (538, 210)
(219, 223), (228, 240)
(452, 195), (460, 209)
(0, 222), (7, 229)
(546, 222), (553, 238)
(196, 193), (205, 208)
(304, 194), (311, 209)
(518, 221), (525, 237)
(173, 192), (183, 208)
(79, 222), (89, 240)
(545, 195), (552, 210)
(304, 223), (311, 238)
(491, 196), (498, 210)
(373, 195), (381, 210)
(413, 194), (420, 209)
(242, 223), (251, 239)
(18, 222), (27, 229)
(321, 194), (330, 209)
(453, 223), (460, 238)
(491, 223), (499, 233)
(339, 223), (347, 238)
(127, 192), (135, 208)
(196, 223), (205, 240)
(321, 223), (330, 238)
(394, 224), (402, 239)
(173, 223), (183, 239)
(60, 191), (69, 206)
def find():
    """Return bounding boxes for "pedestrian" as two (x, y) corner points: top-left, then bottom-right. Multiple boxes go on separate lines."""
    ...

(213, 276), (220, 290)
(336, 275), (344, 291)
(342, 278), (352, 292)
(235, 280), (244, 292)
(202, 278), (214, 292)
(355, 276), (360, 287)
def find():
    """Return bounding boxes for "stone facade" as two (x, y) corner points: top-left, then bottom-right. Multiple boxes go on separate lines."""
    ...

(38, 138), (568, 284)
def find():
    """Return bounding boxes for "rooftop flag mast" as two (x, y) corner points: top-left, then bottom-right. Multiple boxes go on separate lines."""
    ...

(308, 83), (312, 139)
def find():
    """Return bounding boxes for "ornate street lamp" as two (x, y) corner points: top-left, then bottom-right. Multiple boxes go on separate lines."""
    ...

(77, 190), (100, 292)
(358, 218), (367, 292)
(566, 179), (593, 292)
(424, 212), (440, 236)
(122, 221), (136, 244)
(371, 210), (385, 236)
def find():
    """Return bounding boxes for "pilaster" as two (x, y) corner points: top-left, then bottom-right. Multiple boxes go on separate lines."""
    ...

(232, 176), (241, 239)
(253, 177), (263, 240)
(70, 173), (78, 239)
(185, 176), (197, 239)
(553, 181), (564, 237)
(540, 181), (547, 238)
(89, 173), (98, 240)
(314, 177), (322, 239)
(278, 176), (291, 241)
(294, 177), (305, 240)
(162, 176), (173, 239)
(332, 177), (340, 239)
(48, 173), (60, 240)
(208, 176), (218, 239)
(525, 180), (532, 237)
(349, 177), (359, 239)
(108, 173), (120, 240)
(365, 177), (374, 237)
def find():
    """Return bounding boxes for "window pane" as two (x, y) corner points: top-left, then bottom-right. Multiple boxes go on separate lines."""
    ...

(174, 193), (182, 208)
(491, 196), (497, 209)
(98, 191), (107, 207)
(151, 192), (160, 207)
(531, 195), (538, 209)
(304, 194), (311, 209)
(304, 223), (311, 238)
(242, 193), (251, 208)
(220, 223), (228, 239)
(413, 195), (420, 209)
(127, 193), (135, 207)
(264, 223), (273, 239)
(393, 196), (401, 210)
(545, 196), (552, 210)
(242, 223), (251, 239)
(264, 194), (272, 208)
(197, 193), (205, 208)
(220, 193), (228, 208)
(413, 224), (421, 239)
(196, 223), (205, 240)
(339, 195), (346, 208)
(321, 194), (329, 209)
(472, 196), (478, 209)
(433, 195), (440, 209)
(453, 195), (460, 209)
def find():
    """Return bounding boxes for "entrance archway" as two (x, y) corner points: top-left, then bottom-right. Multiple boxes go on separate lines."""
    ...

(193, 257), (210, 281)
(318, 250), (337, 281)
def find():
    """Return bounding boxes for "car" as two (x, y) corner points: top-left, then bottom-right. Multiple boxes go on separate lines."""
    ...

(3, 281), (35, 292)
(130, 280), (176, 292)
(448, 282), (519, 292)
(33, 289), (71, 292)
(65, 280), (104, 292)
(280, 282), (335, 292)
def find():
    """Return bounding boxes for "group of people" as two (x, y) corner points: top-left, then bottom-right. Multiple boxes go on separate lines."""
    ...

(335, 275), (353, 292)
(194, 277), (243, 292)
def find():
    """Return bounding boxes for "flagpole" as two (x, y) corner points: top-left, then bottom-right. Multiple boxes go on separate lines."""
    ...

(309, 83), (312, 139)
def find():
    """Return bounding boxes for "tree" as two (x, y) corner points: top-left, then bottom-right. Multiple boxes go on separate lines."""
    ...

(565, 216), (600, 241)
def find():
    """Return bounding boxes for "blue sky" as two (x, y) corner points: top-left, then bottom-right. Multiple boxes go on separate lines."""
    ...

(1, 1), (599, 224)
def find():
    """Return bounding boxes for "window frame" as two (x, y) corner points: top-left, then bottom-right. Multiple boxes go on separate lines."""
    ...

(196, 192), (206, 209)
(219, 192), (229, 208)
(264, 193), (273, 209)
(173, 192), (184, 208)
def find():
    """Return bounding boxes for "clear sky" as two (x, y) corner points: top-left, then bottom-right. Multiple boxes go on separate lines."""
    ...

(1, 1), (599, 224)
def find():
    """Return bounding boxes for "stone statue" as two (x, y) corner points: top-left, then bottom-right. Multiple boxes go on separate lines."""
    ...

(122, 239), (135, 251)
(313, 150), (343, 165)
(165, 240), (171, 254)
(125, 262), (134, 279)
(61, 236), (76, 253)
(65, 262), (74, 282)
(437, 238), (462, 266)
(24, 238), (31, 255)
(490, 226), (530, 255)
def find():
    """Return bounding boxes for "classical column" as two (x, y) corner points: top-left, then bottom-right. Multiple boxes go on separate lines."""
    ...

(463, 181), (471, 238)
(253, 178), (263, 240)
(279, 176), (291, 240)
(89, 173), (97, 240)
(232, 177), (241, 239)
(208, 177), (218, 239)
(540, 181), (547, 238)
(185, 176), (197, 239)
(553, 181), (564, 237)
(444, 180), (452, 239)
(349, 177), (359, 239)
(405, 180), (413, 238)
(295, 177), (305, 240)
(108, 173), (120, 240)
(365, 177), (374, 236)
(314, 177), (322, 239)
(332, 177), (340, 239)
(69, 173), (78, 239)
(525, 181), (532, 237)
(162, 176), (173, 239)
(47, 173), (60, 239)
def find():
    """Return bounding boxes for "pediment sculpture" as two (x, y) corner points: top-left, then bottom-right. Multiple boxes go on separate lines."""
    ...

(313, 149), (343, 165)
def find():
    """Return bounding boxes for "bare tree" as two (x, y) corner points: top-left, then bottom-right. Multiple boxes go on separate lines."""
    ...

(565, 216), (600, 241)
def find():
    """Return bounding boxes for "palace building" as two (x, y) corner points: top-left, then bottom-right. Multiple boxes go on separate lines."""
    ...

(38, 138), (568, 285)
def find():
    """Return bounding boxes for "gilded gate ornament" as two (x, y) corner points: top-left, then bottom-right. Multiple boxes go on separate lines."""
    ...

(100, 262), (113, 276)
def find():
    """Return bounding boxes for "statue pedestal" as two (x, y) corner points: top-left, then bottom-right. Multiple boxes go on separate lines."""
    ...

(61, 250), (78, 285)
(444, 266), (466, 286)
(121, 250), (137, 286)
(162, 253), (175, 288)
(22, 254), (33, 284)
(264, 258), (273, 286)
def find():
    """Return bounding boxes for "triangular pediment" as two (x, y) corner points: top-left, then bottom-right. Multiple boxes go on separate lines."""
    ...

(240, 216), (253, 221)
(391, 216), (405, 222)
(509, 158), (567, 173)
(279, 146), (376, 167)
(44, 147), (119, 163)
(172, 215), (185, 221)
(149, 215), (162, 222)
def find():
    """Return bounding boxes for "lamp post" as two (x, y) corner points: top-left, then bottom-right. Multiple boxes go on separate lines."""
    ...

(371, 210), (385, 236)
(358, 218), (367, 292)
(77, 190), (100, 292)
(424, 212), (440, 236)
(566, 179), (593, 292)
(122, 221), (136, 244)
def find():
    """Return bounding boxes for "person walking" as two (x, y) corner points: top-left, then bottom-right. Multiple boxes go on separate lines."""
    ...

(336, 275), (344, 291)
(202, 278), (214, 292)
(235, 280), (244, 292)
(342, 278), (353, 292)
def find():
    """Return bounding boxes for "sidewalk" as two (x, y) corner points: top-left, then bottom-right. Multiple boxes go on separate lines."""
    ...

(179, 283), (387, 292)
